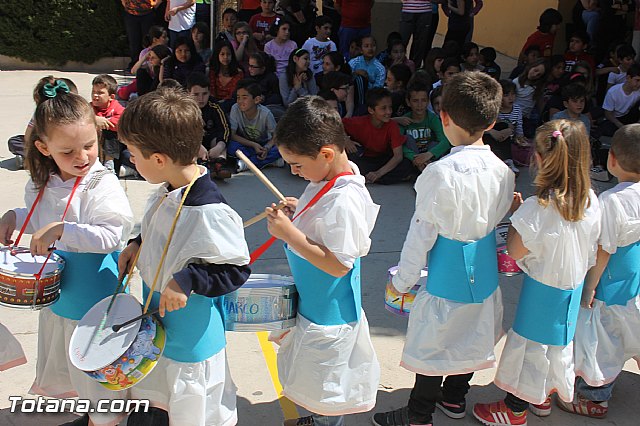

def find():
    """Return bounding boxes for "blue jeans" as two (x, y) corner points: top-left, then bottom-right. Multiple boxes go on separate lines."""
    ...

(582, 10), (600, 42)
(312, 415), (345, 426)
(227, 140), (281, 169)
(576, 377), (614, 402)
(338, 26), (372, 60)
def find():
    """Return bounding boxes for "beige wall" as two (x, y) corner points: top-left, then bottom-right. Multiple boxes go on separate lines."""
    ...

(435, 0), (560, 58)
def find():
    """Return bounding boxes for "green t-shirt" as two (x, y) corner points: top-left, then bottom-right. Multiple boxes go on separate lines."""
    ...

(400, 111), (450, 160)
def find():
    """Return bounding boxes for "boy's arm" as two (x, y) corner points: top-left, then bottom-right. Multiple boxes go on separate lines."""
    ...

(604, 109), (624, 128)
(232, 130), (263, 151)
(211, 103), (231, 143)
(173, 262), (251, 297)
(582, 245), (610, 308)
(429, 116), (451, 159)
(367, 145), (404, 183)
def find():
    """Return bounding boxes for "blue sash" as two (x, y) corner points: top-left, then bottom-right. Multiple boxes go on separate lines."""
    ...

(284, 245), (361, 325)
(512, 274), (583, 346)
(143, 284), (226, 363)
(595, 242), (640, 306)
(51, 251), (121, 320)
(426, 232), (498, 303)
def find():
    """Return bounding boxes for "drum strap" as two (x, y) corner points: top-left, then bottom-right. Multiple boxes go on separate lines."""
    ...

(12, 176), (83, 281)
(249, 171), (354, 264)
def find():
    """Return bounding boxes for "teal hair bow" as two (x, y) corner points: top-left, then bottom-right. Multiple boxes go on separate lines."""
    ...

(42, 80), (70, 99)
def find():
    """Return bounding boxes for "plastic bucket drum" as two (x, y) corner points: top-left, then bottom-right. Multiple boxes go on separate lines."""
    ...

(495, 222), (523, 276)
(384, 266), (427, 317)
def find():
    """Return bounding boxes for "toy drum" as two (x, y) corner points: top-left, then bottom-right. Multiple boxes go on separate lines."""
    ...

(69, 293), (165, 391)
(495, 223), (523, 276)
(384, 266), (427, 317)
(224, 274), (298, 331)
(0, 246), (64, 309)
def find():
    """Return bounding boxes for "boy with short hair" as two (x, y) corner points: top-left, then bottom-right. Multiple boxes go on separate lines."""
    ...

(607, 44), (637, 88)
(569, 124), (640, 420)
(432, 57), (461, 90)
(480, 47), (501, 80)
(509, 44), (541, 80)
(564, 30), (595, 73)
(118, 88), (251, 426)
(601, 63), (640, 137)
(519, 8), (562, 60)
(91, 74), (128, 175)
(349, 35), (386, 89)
(217, 8), (238, 44)
(372, 71), (515, 426)
(552, 83), (591, 135)
(302, 15), (338, 75)
(265, 95), (380, 426)
(249, 0), (278, 49)
(227, 79), (282, 170)
(398, 80), (450, 171)
(186, 72), (233, 179)
(321, 71), (352, 117)
(342, 88), (415, 184)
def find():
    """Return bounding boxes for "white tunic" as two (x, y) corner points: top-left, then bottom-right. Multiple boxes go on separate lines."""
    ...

(13, 161), (134, 426)
(574, 181), (640, 386)
(495, 191), (600, 404)
(276, 163), (382, 416)
(396, 145), (514, 376)
(0, 322), (26, 371)
(131, 168), (250, 426)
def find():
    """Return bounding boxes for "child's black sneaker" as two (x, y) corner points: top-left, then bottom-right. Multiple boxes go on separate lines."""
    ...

(371, 406), (432, 426)
(435, 400), (466, 419)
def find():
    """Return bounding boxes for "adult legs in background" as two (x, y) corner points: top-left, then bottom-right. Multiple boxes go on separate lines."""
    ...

(123, 12), (155, 69)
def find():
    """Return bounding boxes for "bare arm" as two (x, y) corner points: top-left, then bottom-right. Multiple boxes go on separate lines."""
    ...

(604, 109), (624, 129)
(506, 225), (529, 261)
(366, 145), (404, 183)
(582, 245), (611, 308)
(448, 0), (465, 16)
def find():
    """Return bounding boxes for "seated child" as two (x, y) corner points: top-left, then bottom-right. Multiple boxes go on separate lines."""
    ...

(227, 79), (283, 170)
(209, 40), (244, 112)
(480, 47), (501, 80)
(342, 88), (415, 184)
(349, 35), (386, 89)
(519, 8), (562, 60)
(601, 63), (640, 137)
(279, 48), (318, 107)
(432, 57), (461, 90)
(192, 22), (213, 64)
(552, 83), (591, 134)
(264, 18), (298, 77)
(373, 71), (515, 426)
(399, 81), (450, 172)
(383, 38), (416, 73)
(160, 36), (206, 86)
(320, 71), (352, 117)
(484, 79), (525, 174)
(510, 44), (541, 80)
(570, 124), (640, 420)
(461, 42), (483, 72)
(90, 74), (129, 175)
(118, 88), (251, 426)
(564, 30), (595, 73)
(217, 8), (238, 44)
(302, 15), (338, 75)
(187, 72), (233, 180)
(386, 63), (412, 117)
(249, 0), (278, 49)
(318, 88), (340, 112)
(607, 44), (636, 89)
(265, 95), (380, 426)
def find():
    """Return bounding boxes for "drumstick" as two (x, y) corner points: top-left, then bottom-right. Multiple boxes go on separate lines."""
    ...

(243, 203), (286, 228)
(235, 150), (287, 203)
(111, 309), (159, 333)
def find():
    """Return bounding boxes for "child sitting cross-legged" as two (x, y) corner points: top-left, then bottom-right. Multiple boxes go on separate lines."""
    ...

(227, 79), (284, 171)
(551, 83), (591, 135)
(342, 88), (415, 184)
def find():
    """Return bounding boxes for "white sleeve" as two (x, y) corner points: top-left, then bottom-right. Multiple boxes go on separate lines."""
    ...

(510, 196), (544, 255)
(58, 175), (134, 253)
(599, 193), (623, 254)
(602, 88), (616, 112)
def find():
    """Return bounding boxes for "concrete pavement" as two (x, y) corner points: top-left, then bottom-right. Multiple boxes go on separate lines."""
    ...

(0, 68), (637, 426)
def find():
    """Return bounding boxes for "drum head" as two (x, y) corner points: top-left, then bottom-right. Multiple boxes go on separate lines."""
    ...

(243, 274), (295, 289)
(496, 223), (510, 246)
(0, 247), (63, 277)
(69, 293), (142, 372)
(387, 266), (428, 284)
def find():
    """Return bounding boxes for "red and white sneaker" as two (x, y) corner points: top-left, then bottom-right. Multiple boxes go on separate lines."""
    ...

(473, 401), (527, 426)
(556, 395), (608, 418)
(529, 397), (551, 417)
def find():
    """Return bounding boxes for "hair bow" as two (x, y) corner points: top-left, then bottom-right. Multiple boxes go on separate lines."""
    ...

(42, 80), (70, 99)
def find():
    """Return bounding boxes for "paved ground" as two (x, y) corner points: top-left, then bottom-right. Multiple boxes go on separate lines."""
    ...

(0, 63), (638, 425)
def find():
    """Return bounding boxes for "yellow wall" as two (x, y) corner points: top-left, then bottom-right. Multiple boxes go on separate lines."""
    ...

(436, 0), (560, 58)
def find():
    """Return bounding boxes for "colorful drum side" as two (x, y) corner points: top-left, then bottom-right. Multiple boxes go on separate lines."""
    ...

(69, 293), (165, 391)
(495, 223), (523, 276)
(223, 274), (298, 331)
(384, 266), (426, 317)
(0, 247), (64, 308)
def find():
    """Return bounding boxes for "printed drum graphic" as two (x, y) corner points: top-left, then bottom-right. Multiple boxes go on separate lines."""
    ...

(384, 266), (427, 317)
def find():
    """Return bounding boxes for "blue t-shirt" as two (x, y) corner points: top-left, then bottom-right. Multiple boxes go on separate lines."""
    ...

(551, 110), (591, 135)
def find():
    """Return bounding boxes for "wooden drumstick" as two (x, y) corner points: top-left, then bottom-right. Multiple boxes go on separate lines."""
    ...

(243, 203), (287, 228)
(235, 150), (287, 203)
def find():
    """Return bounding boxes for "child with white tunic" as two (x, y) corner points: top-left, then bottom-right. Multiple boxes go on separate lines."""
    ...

(117, 89), (251, 426)
(373, 71), (515, 426)
(0, 84), (134, 426)
(568, 124), (640, 419)
(473, 119), (601, 426)
(0, 323), (26, 371)
(264, 96), (380, 426)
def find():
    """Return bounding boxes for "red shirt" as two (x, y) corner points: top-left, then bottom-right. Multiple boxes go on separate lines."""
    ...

(240, 0), (260, 10)
(336, 0), (373, 28)
(210, 69), (245, 100)
(564, 51), (595, 73)
(93, 99), (124, 131)
(342, 115), (406, 157)
(249, 14), (278, 48)
(521, 30), (555, 58)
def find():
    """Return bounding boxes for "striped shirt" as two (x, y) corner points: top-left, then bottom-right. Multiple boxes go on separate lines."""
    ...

(402, 0), (432, 13)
